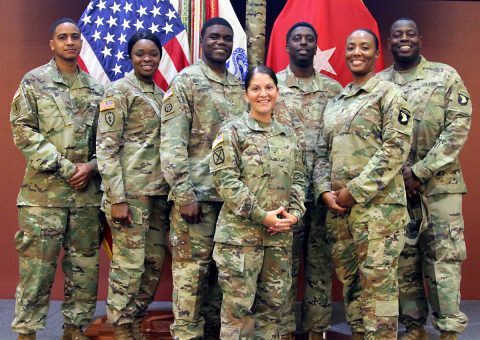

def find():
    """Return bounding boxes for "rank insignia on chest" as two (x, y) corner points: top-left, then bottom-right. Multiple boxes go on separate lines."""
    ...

(398, 108), (411, 125)
(100, 99), (115, 111)
(458, 91), (470, 106)
(105, 112), (115, 126)
(213, 147), (225, 165)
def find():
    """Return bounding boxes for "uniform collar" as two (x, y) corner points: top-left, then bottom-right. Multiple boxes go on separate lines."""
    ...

(283, 65), (326, 92)
(341, 74), (381, 98)
(387, 55), (428, 85)
(198, 59), (237, 85)
(243, 111), (287, 136)
(126, 71), (163, 95)
(49, 58), (95, 90)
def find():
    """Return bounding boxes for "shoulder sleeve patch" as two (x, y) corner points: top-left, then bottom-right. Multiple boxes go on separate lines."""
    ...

(458, 91), (470, 106)
(212, 133), (224, 149)
(100, 98), (115, 111)
(398, 107), (411, 125)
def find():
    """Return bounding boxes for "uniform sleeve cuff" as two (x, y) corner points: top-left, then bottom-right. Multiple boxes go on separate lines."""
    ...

(288, 209), (303, 224)
(174, 190), (198, 207)
(88, 159), (98, 175)
(411, 163), (431, 183)
(346, 181), (365, 204)
(250, 205), (267, 225)
(59, 158), (77, 180)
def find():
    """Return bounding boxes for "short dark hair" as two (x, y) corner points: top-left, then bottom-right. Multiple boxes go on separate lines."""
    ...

(390, 17), (421, 35)
(350, 28), (379, 51)
(286, 22), (318, 44)
(200, 17), (233, 38)
(244, 65), (278, 89)
(50, 18), (79, 37)
(127, 31), (162, 59)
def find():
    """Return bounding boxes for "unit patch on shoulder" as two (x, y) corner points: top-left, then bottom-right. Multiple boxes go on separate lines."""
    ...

(212, 133), (224, 149)
(100, 99), (115, 111)
(458, 91), (470, 106)
(105, 112), (115, 126)
(398, 108), (411, 125)
(164, 102), (173, 113)
(212, 147), (225, 165)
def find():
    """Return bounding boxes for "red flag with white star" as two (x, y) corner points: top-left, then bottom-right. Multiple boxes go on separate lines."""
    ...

(266, 0), (384, 86)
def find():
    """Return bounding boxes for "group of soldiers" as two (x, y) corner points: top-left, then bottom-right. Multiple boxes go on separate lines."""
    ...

(9, 12), (471, 340)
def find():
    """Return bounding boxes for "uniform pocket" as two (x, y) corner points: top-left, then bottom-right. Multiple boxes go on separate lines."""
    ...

(448, 217), (466, 261)
(213, 243), (245, 273)
(14, 230), (34, 253)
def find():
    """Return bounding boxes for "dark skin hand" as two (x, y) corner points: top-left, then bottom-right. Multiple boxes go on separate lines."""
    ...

(403, 167), (422, 197)
(67, 163), (94, 191)
(334, 188), (356, 209)
(111, 202), (133, 225)
(321, 191), (348, 214)
(180, 201), (203, 224)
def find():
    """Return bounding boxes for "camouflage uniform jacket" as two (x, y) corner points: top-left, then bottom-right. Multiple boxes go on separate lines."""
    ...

(275, 66), (342, 201)
(313, 74), (413, 206)
(160, 60), (246, 206)
(10, 58), (103, 207)
(210, 112), (306, 247)
(379, 56), (471, 196)
(96, 72), (168, 204)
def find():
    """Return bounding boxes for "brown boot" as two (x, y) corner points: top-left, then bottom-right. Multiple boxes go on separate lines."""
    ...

(280, 333), (295, 340)
(352, 332), (364, 340)
(440, 331), (458, 340)
(131, 318), (146, 340)
(18, 333), (36, 340)
(114, 324), (134, 340)
(309, 331), (326, 340)
(400, 325), (428, 340)
(62, 324), (89, 340)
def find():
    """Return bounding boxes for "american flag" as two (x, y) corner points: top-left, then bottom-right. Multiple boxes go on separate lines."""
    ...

(78, 0), (190, 90)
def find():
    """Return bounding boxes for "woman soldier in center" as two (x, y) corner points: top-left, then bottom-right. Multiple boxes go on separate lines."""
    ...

(209, 65), (306, 339)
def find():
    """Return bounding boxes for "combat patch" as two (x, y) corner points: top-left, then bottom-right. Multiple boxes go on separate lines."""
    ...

(100, 99), (115, 111)
(105, 112), (115, 126)
(164, 102), (173, 113)
(212, 147), (225, 165)
(212, 133), (224, 149)
(458, 91), (470, 106)
(398, 108), (411, 125)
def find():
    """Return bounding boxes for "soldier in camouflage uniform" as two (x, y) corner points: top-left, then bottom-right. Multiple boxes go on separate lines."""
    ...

(313, 30), (412, 339)
(10, 18), (103, 340)
(210, 65), (306, 339)
(160, 18), (246, 339)
(379, 19), (472, 340)
(274, 22), (343, 339)
(96, 32), (170, 339)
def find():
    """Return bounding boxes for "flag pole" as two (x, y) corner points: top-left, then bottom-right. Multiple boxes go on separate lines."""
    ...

(246, 0), (266, 66)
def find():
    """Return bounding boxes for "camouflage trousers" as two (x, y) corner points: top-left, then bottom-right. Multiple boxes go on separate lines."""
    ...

(399, 193), (468, 333)
(105, 195), (170, 325)
(170, 201), (223, 339)
(327, 203), (406, 340)
(280, 203), (333, 335)
(213, 243), (292, 340)
(12, 206), (102, 335)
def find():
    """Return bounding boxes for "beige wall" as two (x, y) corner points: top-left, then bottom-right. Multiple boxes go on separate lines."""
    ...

(0, 1), (478, 300)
